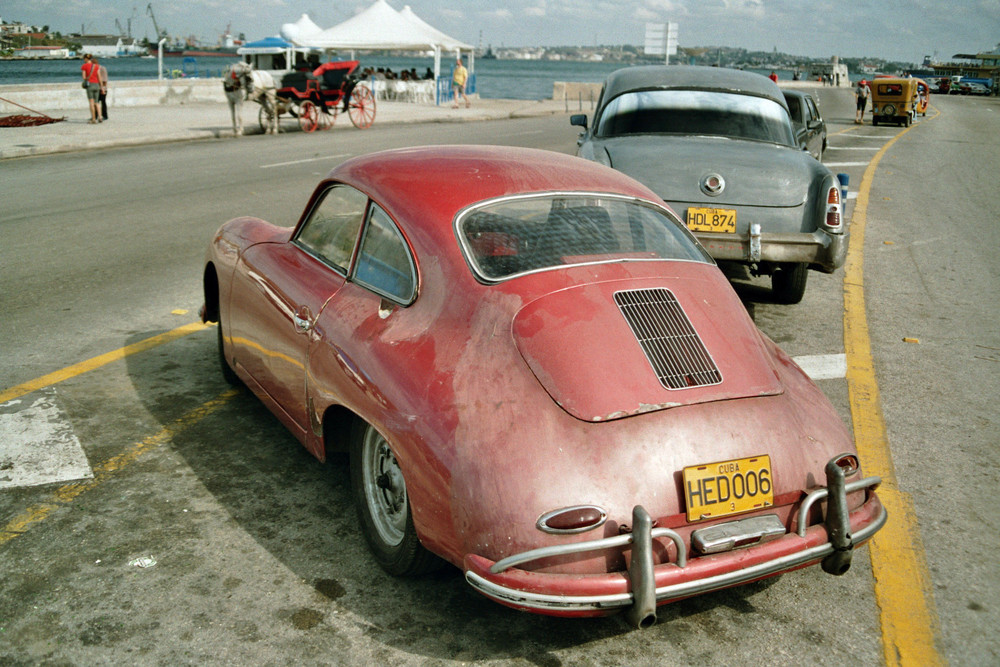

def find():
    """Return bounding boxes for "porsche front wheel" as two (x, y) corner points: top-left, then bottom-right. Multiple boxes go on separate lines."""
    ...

(349, 421), (438, 575)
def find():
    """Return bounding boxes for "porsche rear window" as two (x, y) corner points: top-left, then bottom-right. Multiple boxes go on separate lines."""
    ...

(596, 90), (795, 146)
(457, 194), (711, 281)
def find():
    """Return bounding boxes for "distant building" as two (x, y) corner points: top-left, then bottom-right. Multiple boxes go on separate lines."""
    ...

(12, 44), (71, 58)
(1, 20), (41, 36)
(808, 56), (850, 87)
(929, 44), (1000, 87)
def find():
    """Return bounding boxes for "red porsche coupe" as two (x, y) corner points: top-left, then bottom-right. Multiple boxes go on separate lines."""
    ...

(201, 145), (885, 627)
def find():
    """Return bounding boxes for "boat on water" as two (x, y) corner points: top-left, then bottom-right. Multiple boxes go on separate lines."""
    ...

(179, 48), (240, 58)
(145, 45), (239, 58)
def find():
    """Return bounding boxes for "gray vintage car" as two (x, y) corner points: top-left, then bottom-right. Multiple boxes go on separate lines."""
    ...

(571, 66), (846, 303)
(783, 89), (828, 161)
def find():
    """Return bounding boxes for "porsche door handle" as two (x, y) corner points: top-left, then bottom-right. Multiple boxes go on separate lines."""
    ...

(292, 314), (312, 332)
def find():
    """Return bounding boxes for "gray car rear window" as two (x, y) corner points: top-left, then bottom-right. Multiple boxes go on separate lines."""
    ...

(596, 90), (796, 146)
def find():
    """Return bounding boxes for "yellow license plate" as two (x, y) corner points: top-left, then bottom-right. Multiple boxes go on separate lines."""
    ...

(683, 455), (773, 521)
(686, 207), (737, 233)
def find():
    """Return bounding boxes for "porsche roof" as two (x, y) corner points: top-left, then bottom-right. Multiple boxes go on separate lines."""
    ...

(327, 145), (664, 218)
(600, 65), (787, 108)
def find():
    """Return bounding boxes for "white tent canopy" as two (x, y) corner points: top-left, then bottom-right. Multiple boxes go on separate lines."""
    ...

(281, 0), (471, 52)
(279, 14), (325, 46)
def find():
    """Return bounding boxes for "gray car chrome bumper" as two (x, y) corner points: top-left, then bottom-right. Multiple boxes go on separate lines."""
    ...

(695, 227), (847, 273)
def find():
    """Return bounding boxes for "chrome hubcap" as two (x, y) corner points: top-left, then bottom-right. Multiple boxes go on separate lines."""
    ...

(362, 427), (406, 546)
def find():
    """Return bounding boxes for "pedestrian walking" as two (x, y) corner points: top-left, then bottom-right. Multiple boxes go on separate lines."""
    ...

(854, 79), (871, 124)
(80, 54), (102, 123)
(452, 57), (470, 109)
(97, 59), (109, 121)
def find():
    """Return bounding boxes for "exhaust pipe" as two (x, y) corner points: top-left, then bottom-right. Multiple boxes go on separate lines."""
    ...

(821, 453), (857, 575)
(625, 505), (657, 628)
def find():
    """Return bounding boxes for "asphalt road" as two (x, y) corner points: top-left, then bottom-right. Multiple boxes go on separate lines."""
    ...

(1, 89), (997, 665)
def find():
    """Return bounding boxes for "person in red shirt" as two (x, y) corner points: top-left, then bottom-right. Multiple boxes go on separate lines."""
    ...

(768, 71), (778, 83)
(80, 54), (102, 124)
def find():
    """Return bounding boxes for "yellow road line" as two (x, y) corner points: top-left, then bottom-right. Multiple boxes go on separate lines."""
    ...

(0, 388), (239, 546)
(844, 109), (945, 666)
(0, 321), (211, 405)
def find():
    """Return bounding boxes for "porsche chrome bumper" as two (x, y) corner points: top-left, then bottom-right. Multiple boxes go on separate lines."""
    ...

(464, 467), (884, 628)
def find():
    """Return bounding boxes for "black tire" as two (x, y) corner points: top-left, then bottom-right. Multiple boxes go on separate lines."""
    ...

(217, 313), (240, 386)
(349, 421), (439, 576)
(772, 263), (808, 304)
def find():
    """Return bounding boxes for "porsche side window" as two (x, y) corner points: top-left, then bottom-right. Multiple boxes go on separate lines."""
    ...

(295, 184), (369, 274)
(353, 205), (417, 304)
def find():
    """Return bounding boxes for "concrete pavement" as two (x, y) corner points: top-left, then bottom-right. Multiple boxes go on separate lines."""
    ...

(0, 96), (575, 160)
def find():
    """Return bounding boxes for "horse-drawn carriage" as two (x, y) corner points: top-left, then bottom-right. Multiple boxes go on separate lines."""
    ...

(262, 60), (376, 133)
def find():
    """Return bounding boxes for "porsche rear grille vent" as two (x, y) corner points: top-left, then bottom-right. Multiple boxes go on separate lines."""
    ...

(614, 288), (722, 390)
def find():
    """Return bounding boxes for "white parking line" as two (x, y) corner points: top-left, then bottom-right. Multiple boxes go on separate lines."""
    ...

(261, 153), (351, 169)
(825, 161), (871, 167)
(825, 146), (880, 150)
(791, 353), (847, 380)
(0, 389), (93, 489)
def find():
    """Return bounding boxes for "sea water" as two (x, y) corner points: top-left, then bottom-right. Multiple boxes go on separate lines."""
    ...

(0, 56), (799, 100)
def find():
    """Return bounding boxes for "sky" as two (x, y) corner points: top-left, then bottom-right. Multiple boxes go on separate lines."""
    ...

(4, 0), (999, 65)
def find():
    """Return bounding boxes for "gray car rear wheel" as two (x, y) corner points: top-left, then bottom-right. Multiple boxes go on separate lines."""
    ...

(772, 263), (808, 304)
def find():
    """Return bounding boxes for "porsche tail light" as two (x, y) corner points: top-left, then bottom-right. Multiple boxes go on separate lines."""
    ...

(832, 453), (859, 476)
(537, 505), (608, 534)
(823, 185), (843, 232)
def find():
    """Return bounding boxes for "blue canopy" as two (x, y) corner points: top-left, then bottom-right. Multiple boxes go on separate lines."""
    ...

(238, 36), (297, 55)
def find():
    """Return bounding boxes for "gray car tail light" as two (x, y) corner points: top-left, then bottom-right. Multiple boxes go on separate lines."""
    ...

(614, 288), (722, 390)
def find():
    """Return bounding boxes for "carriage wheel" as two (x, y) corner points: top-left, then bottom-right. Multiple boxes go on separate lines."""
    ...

(258, 105), (276, 133)
(318, 108), (335, 131)
(298, 101), (319, 133)
(348, 85), (376, 129)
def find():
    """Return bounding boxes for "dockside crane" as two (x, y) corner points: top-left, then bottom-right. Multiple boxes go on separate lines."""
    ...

(146, 3), (166, 41)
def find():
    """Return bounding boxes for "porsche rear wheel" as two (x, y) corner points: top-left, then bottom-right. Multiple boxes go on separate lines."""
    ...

(772, 263), (808, 304)
(350, 421), (438, 575)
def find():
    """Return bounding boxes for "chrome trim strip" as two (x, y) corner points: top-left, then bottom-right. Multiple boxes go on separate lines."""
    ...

(796, 476), (881, 537)
(490, 526), (685, 574)
(452, 190), (712, 285)
(654, 504), (887, 602)
(466, 570), (633, 611)
(465, 505), (887, 613)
